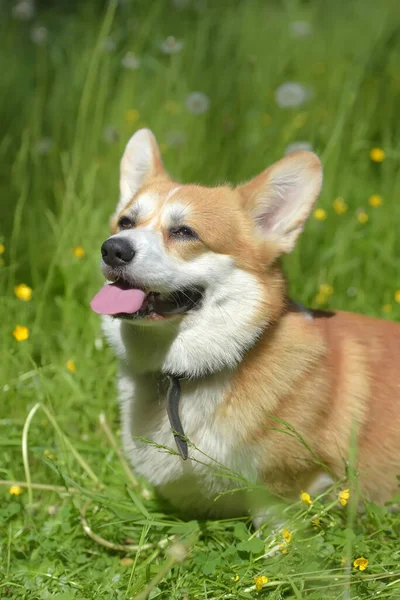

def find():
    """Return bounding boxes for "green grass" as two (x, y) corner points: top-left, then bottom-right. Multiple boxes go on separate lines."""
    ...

(1, 0), (400, 597)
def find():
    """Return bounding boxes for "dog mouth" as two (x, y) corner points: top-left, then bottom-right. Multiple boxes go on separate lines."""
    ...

(90, 279), (203, 321)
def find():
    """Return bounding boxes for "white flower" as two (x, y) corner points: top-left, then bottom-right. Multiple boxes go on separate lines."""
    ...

(94, 336), (104, 350)
(284, 141), (313, 156)
(102, 126), (119, 144)
(165, 130), (187, 147)
(35, 137), (54, 154)
(185, 92), (210, 115)
(167, 541), (188, 563)
(275, 82), (311, 109)
(289, 21), (312, 38)
(103, 37), (116, 53)
(160, 36), (183, 55)
(12, 0), (35, 21)
(30, 25), (48, 46)
(121, 52), (140, 70)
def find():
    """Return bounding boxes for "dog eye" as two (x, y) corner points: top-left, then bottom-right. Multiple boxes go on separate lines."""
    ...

(118, 216), (134, 229)
(170, 226), (198, 239)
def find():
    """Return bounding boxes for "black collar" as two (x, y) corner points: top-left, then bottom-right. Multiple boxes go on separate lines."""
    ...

(165, 375), (188, 461)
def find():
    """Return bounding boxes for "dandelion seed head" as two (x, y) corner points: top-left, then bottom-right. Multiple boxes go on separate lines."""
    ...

(275, 82), (311, 109)
(185, 92), (210, 115)
(121, 52), (140, 70)
(12, 0), (35, 21)
(30, 25), (48, 46)
(160, 36), (183, 55)
(289, 20), (312, 38)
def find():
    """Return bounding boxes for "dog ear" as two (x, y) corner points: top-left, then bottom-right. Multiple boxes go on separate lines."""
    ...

(113, 129), (166, 220)
(238, 151), (322, 254)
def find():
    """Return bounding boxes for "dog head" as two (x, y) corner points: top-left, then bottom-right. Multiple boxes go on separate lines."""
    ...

(92, 129), (322, 376)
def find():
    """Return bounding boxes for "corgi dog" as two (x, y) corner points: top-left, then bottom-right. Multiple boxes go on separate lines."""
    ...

(91, 128), (400, 521)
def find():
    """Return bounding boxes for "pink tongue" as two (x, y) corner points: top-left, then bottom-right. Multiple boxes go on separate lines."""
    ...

(90, 284), (146, 315)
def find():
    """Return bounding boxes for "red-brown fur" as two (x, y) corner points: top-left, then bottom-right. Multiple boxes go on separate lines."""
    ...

(223, 305), (400, 503)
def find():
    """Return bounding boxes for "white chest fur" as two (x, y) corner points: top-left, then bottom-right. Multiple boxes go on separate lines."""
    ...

(117, 367), (260, 518)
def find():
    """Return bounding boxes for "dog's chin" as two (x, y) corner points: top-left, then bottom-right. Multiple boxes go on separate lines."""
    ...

(113, 285), (204, 324)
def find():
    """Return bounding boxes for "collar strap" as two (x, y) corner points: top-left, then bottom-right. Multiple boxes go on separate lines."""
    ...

(166, 375), (188, 460)
(292, 300), (313, 320)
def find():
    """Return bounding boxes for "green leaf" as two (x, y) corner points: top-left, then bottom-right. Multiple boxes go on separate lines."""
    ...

(202, 559), (219, 575)
(233, 522), (249, 541)
(237, 538), (265, 554)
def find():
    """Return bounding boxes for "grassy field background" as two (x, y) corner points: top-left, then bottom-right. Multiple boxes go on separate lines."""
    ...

(1, 0), (400, 597)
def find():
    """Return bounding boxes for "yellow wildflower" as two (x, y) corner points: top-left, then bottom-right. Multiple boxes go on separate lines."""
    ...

(357, 211), (368, 224)
(279, 543), (288, 554)
(72, 246), (85, 259)
(282, 528), (292, 543)
(320, 283), (334, 296)
(0, 243), (5, 254)
(120, 557), (134, 566)
(254, 575), (268, 591)
(12, 325), (29, 342)
(9, 485), (23, 496)
(313, 208), (327, 221)
(164, 100), (181, 114)
(383, 304), (392, 313)
(338, 489), (350, 506)
(233, 573), (239, 582)
(300, 491), (312, 505)
(333, 197), (348, 215)
(124, 109), (140, 125)
(66, 359), (76, 373)
(395, 290), (400, 303)
(315, 291), (327, 305)
(368, 194), (382, 208)
(14, 283), (32, 302)
(353, 557), (368, 571)
(370, 148), (385, 163)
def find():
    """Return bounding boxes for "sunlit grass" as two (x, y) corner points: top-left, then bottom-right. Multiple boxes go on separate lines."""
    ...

(1, 0), (400, 597)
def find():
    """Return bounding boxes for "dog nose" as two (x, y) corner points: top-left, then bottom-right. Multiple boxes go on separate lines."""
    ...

(101, 238), (135, 267)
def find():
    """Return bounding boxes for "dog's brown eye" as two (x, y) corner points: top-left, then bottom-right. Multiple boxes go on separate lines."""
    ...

(118, 216), (133, 229)
(170, 226), (198, 239)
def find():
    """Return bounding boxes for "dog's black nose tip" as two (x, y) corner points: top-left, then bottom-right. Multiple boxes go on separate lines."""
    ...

(101, 238), (135, 267)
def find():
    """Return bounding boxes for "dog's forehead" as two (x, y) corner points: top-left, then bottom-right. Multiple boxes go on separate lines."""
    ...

(131, 186), (188, 225)
(130, 183), (231, 224)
